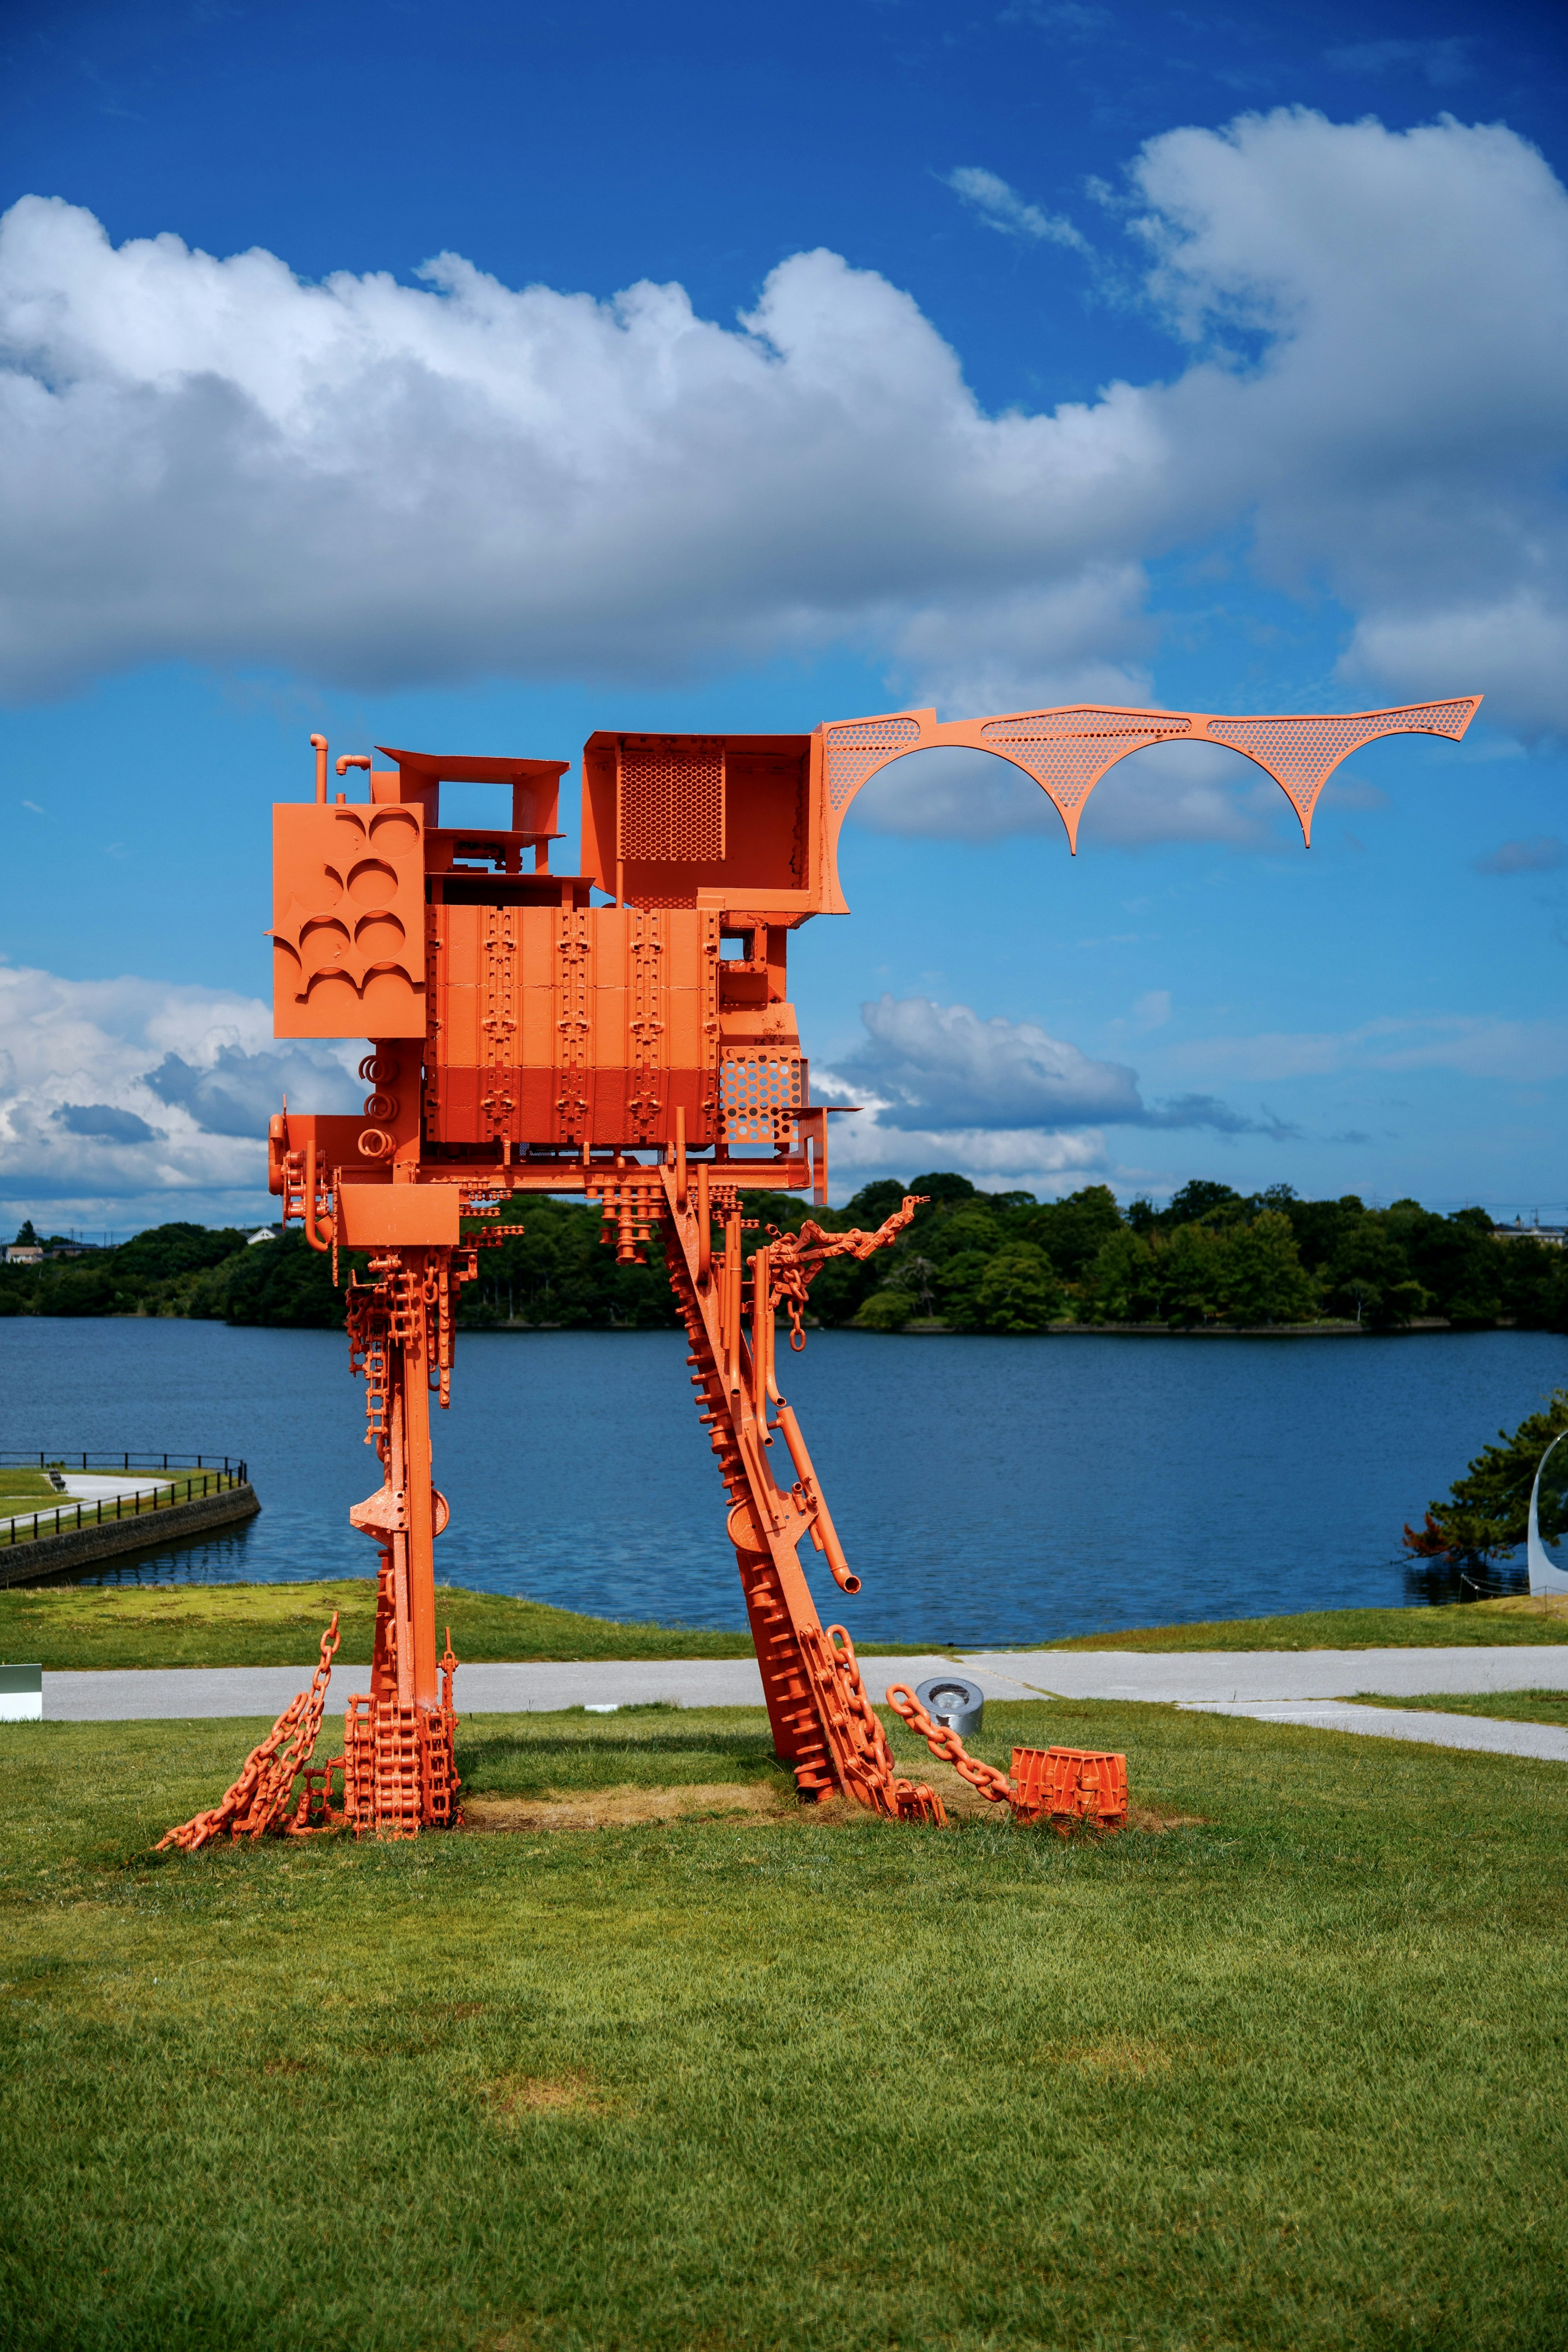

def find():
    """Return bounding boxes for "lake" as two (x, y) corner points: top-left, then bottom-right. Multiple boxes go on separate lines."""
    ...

(3, 1318), (1562, 1644)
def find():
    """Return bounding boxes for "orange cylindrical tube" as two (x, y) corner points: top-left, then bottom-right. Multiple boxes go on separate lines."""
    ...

(776, 1401), (860, 1592)
(751, 1245), (770, 1417)
(727, 1213), (743, 1389)
(303, 1139), (332, 1252)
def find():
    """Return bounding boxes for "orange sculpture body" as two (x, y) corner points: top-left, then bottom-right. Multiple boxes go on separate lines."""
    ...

(164, 694), (1480, 1848)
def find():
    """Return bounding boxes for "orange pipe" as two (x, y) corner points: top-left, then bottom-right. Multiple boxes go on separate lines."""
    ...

(310, 733), (328, 804)
(303, 1140), (332, 1252)
(776, 1402), (859, 1592)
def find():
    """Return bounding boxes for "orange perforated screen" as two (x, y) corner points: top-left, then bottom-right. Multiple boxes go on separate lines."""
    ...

(619, 743), (725, 863)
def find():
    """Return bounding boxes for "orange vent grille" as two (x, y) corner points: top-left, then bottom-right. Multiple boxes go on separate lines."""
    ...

(619, 745), (725, 862)
(721, 1052), (802, 1149)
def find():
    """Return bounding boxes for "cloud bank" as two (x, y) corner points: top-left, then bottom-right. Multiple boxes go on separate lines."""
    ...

(0, 964), (358, 1230)
(837, 993), (1297, 1137)
(0, 105), (1563, 753)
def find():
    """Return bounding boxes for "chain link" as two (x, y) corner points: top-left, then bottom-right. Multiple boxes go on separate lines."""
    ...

(884, 1682), (1013, 1805)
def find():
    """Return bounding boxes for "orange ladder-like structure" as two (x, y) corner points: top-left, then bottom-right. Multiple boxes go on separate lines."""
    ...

(161, 695), (1480, 1848)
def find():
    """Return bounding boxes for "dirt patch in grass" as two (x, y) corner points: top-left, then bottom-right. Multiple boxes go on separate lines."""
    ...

(462, 1766), (1203, 1838)
(483, 2069), (615, 2124)
(1129, 1802), (1207, 1833)
(1052, 2037), (1177, 2078)
(463, 1781), (798, 1833)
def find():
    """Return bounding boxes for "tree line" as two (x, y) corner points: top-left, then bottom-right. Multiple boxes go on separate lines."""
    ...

(3, 1175), (1565, 1335)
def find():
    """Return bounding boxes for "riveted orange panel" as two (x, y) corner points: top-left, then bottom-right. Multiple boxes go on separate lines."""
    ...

(425, 903), (722, 1148)
(272, 802), (427, 1038)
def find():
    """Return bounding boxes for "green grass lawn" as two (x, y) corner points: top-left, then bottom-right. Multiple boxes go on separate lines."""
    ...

(0, 1579), (756, 1668)
(2, 1697), (1566, 2350)
(9, 1579), (1568, 1671)
(1350, 1687), (1568, 1727)
(0, 1470), (59, 1503)
(0, 1579), (961, 1669)
(1042, 1595), (1568, 1650)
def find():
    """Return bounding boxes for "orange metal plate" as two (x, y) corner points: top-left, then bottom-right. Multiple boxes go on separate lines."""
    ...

(271, 802), (428, 1039)
(336, 1183), (460, 1249)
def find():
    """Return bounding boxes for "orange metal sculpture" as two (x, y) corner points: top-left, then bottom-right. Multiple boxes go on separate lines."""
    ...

(163, 694), (1480, 1846)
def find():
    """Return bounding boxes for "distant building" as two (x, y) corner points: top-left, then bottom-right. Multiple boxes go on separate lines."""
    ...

(1493, 1218), (1568, 1248)
(246, 1227), (279, 1246)
(4, 1245), (43, 1264)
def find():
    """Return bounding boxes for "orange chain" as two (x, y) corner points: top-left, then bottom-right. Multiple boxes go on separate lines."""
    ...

(885, 1683), (1012, 1805)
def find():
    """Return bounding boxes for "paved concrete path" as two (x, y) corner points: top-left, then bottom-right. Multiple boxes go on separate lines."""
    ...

(36, 1645), (1568, 1774)
(962, 1646), (1568, 1702)
(1187, 1699), (1568, 1762)
(0, 1474), (167, 1529)
(41, 1655), (962, 1722)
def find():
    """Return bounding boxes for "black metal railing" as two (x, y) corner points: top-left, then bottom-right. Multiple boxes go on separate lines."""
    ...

(0, 1457), (250, 1548)
(0, 1451), (245, 1474)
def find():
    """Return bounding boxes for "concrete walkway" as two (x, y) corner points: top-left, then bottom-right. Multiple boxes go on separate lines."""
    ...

(1, 1475), (169, 1529)
(1187, 1699), (1568, 1763)
(962, 1646), (1568, 1701)
(33, 1644), (1568, 1767)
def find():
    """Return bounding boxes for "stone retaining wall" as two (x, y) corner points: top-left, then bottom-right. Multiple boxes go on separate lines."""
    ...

(0, 1484), (260, 1588)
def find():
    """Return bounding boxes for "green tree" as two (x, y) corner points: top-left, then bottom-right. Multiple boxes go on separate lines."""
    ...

(1018, 1183), (1123, 1277)
(1405, 1388), (1568, 1564)
(851, 1281), (918, 1332)
(1083, 1228), (1159, 1323)
(1160, 1180), (1243, 1230)
(973, 1243), (1063, 1333)
(1325, 1214), (1426, 1325)
(13, 1219), (38, 1246)
(1158, 1223), (1226, 1325)
(1214, 1211), (1319, 1325)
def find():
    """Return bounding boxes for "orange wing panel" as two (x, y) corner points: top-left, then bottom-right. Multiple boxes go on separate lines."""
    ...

(816, 695), (1482, 873)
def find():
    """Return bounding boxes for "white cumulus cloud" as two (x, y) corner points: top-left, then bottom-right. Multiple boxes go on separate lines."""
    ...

(0, 963), (359, 1230)
(0, 105), (1561, 826)
(837, 993), (1296, 1136)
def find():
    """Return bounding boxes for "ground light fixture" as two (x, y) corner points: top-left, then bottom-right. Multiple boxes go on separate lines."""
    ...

(914, 1676), (985, 1739)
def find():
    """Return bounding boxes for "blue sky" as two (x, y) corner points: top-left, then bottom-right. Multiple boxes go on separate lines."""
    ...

(2, 0), (1566, 1230)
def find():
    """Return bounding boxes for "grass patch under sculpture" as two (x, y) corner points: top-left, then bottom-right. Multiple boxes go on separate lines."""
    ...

(3, 1697), (1567, 2350)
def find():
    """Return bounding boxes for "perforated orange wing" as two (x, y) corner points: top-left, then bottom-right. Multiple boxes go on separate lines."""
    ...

(814, 696), (1482, 878)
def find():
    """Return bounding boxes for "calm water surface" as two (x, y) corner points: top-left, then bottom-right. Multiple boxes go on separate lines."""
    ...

(3, 1318), (1561, 1644)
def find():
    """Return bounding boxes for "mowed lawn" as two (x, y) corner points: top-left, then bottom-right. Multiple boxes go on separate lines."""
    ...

(3, 1697), (1567, 2352)
(7, 1577), (1567, 1669)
